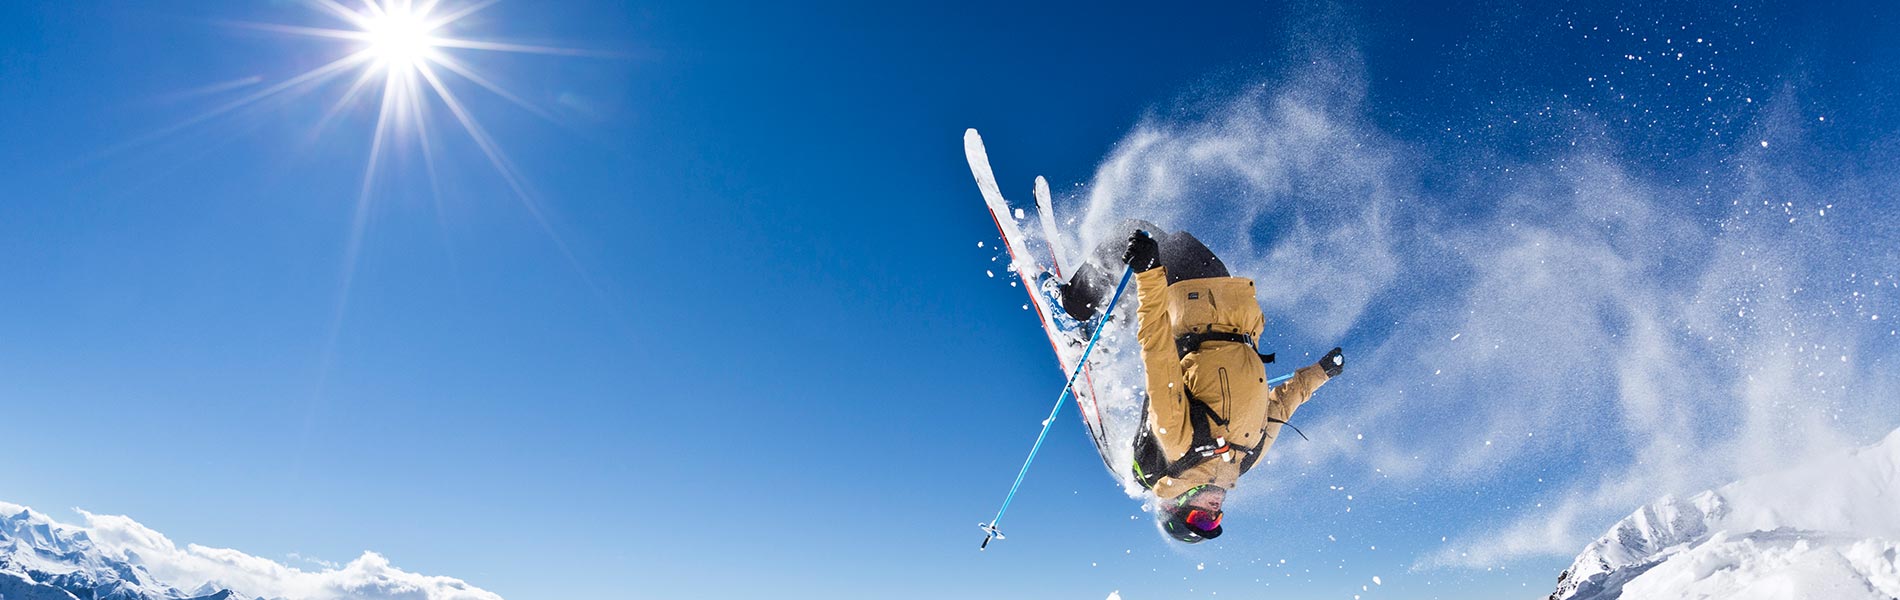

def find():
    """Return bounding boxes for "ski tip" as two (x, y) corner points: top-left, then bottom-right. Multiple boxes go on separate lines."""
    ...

(964, 129), (991, 165)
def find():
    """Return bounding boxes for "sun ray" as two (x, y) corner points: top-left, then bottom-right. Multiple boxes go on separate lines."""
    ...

(89, 49), (373, 162)
(414, 59), (618, 321)
(330, 67), (403, 348)
(428, 37), (609, 57)
(409, 77), (447, 211)
(311, 66), (385, 140)
(427, 53), (556, 123)
(414, 62), (535, 215)
(404, 70), (463, 287)
(423, 0), (499, 31)
(417, 60), (609, 281)
(307, 0), (373, 28)
(223, 21), (370, 42)
(145, 75), (266, 104)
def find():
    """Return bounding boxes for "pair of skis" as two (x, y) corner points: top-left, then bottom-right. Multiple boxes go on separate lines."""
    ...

(965, 129), (1122, 549)
(965, 129), (1109, 448)
(964, 128), (1115, 466)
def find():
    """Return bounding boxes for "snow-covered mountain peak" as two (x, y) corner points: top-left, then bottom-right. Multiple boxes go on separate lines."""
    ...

(1, 504), (199, 600)
(1590, 491), (1727, 570)
(2, 499), (503, 600)
(1549, 428), (1900, 600)
(3, 507), (99, 558)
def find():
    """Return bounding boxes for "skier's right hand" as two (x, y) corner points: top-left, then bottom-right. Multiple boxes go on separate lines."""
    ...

(1122, 231), (1161, 273)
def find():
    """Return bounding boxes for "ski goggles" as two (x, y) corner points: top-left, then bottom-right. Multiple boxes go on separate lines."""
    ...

(1184, 508), (1223, 531)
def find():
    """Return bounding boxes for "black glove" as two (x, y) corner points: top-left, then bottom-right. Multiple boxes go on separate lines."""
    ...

(1319, 347), (1344, 377)
(1121, 230), (1161, 273)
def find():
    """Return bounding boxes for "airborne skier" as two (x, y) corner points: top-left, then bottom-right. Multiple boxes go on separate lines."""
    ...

(1052, 225), (1344, 544)
(963, 129), (1344, 547)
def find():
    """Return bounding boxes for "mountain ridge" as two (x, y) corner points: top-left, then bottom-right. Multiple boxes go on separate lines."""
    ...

(1549, 428), (1900, 600)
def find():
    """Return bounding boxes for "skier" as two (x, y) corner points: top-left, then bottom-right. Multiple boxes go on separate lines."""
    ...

(1051, 225), (1344, 544)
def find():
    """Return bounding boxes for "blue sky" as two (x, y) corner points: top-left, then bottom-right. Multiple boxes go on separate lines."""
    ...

(2, 1), (1898, 599)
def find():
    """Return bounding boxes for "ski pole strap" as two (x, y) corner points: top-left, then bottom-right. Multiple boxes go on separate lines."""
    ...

(1228, 418), (1309, 473)
(1269, 417), (1309, 441)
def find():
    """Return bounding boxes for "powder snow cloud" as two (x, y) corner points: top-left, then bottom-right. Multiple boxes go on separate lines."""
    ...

(1067, 38), (1900, 569)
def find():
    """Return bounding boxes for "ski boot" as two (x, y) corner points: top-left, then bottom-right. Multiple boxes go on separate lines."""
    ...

(1037, 271), (1096, 344)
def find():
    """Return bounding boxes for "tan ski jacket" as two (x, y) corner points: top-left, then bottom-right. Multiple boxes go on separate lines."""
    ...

(1132, 267), (1331, 501)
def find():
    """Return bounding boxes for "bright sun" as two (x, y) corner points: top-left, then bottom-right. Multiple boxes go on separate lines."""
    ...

(362, 9), (438, 68)
(190, 0), (593, 311)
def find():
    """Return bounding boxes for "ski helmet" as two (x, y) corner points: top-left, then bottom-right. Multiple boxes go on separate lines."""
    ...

(1158, 487), (1224, 543)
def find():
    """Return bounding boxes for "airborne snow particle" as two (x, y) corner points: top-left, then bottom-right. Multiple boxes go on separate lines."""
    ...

(977, 241), (984, 248)
(1450, 333), (1461, 341)
(1374, 576), (1384, 585)
(1760, 140), (1769, 148)
(986, 270), (994, 278)
(1197, 563), (1205, 570)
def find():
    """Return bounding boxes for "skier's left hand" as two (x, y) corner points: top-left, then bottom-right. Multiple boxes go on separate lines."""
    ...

(1319, 347), (1344, 377)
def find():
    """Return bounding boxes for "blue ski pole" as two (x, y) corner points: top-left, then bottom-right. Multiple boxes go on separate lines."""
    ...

(980, 263), (1135, 550)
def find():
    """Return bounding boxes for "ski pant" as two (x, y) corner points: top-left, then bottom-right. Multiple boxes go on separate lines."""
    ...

(1058, 220), (1229, 322)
